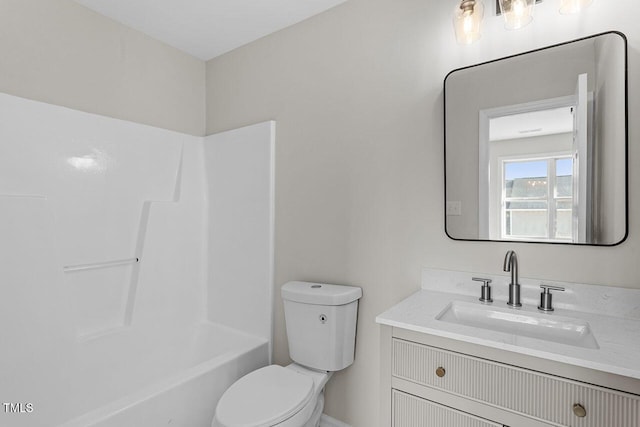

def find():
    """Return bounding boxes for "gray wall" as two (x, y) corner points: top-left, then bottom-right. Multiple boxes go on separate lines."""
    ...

(205, 0), (640, 426)
(0, 0), (205, 136)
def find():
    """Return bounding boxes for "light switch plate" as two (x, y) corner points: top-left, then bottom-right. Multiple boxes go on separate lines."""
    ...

(446, 201), (462, 216)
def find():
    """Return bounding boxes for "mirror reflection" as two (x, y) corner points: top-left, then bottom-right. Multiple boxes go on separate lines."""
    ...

(444, 32), (627, 245)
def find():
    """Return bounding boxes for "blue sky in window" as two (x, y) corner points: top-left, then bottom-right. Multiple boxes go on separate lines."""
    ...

(556, 158), (572, 176)
(505, 158), (573, 180)
(505, 160), (546, 180)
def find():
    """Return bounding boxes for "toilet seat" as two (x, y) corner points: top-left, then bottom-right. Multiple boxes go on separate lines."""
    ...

(215, 365), (315, 427)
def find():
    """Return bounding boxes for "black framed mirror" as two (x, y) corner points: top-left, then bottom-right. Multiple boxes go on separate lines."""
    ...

(444, 31), (627, 246)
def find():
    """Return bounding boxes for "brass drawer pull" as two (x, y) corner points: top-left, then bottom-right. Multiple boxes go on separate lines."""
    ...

(436, 367), (446, 378)
(573, 403), (587, 418)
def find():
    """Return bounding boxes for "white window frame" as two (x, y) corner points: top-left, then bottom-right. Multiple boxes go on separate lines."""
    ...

(478, 94), (593, 242)
(500, 154), (574, 242)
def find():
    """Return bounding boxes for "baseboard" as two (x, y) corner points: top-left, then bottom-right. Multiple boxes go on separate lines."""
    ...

(320, 414), (352, 427)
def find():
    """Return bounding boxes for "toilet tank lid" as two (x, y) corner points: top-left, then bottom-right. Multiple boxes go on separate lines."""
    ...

(282, 281), (362, 306)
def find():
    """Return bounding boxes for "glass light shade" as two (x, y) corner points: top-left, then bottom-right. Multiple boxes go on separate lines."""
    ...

(453, 0), (484, 45)
(498, 0), (535, 30)
(559, 0), (594, 14)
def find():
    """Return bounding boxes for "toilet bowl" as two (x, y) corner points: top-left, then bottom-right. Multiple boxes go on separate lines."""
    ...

(212, 364), (331, 427)
(212, 281), (362, 427)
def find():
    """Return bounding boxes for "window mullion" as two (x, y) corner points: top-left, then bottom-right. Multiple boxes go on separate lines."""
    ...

(548, 158), (556, 239)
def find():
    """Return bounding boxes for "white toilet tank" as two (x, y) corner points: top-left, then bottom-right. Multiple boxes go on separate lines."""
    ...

(281, 281), (362, 372)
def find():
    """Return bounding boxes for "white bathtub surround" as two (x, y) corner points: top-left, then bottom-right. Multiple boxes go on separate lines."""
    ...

(0, 93), (274, 427)
(0, 92), (198, 338)
(376, 268), (640, 380)
(204, 122), (276, 349)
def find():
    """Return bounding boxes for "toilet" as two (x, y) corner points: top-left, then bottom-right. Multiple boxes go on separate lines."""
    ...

(212, 281), (362, 427)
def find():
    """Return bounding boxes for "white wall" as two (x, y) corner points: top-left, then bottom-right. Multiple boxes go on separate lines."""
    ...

(205, 1), (640, 426)
(0, 0), (205, 135)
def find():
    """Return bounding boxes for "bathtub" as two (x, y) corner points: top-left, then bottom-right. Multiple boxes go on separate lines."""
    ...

(57, 322), (268, 427)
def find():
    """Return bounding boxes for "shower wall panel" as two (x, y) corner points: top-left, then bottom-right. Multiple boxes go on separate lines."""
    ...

(0, 92), (205, 338)
(204, 122), (275, 350)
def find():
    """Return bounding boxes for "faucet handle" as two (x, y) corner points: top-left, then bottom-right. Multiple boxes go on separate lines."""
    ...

(540, 284), (565, 292)
(538, 283), (565, 312)
(472, 277), (493, 303)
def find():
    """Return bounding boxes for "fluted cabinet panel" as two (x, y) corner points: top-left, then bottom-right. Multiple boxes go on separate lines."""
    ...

(392, 339), (640, 427)
(393, 391), (502, 427)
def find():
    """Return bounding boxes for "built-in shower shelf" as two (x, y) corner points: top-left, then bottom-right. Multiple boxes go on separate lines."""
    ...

(63, 257), (140, 273)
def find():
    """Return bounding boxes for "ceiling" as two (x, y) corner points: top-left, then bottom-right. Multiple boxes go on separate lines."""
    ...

(75, 0), (348, 60)
(490, 106), (574, 141)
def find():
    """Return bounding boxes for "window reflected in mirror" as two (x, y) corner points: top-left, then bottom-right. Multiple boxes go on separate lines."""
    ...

(487, 105), (577, 242)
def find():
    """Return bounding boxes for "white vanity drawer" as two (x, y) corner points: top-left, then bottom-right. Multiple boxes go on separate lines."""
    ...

(393, 390), (502, 427)
(392, 338), (640, 427)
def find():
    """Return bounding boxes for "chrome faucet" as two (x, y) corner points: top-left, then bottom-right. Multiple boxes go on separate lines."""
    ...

(503, 250), (522, 307)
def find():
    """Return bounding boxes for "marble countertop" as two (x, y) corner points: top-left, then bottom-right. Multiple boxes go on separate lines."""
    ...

(376, 269), (640, 380)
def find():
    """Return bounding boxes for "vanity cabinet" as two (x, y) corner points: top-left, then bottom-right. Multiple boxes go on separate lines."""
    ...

(380, 327), (640, 427)
(393, 390), (502, 427)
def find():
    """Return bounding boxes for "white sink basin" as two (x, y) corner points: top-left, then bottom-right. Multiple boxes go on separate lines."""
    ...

(436, 300), (599, 349)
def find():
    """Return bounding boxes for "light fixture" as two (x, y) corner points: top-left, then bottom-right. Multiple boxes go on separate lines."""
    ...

(454, 0), (593, 45)
(498, 0), (535, 30)
(453, 0), (484, 45)
(559, 0), (593, 14)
